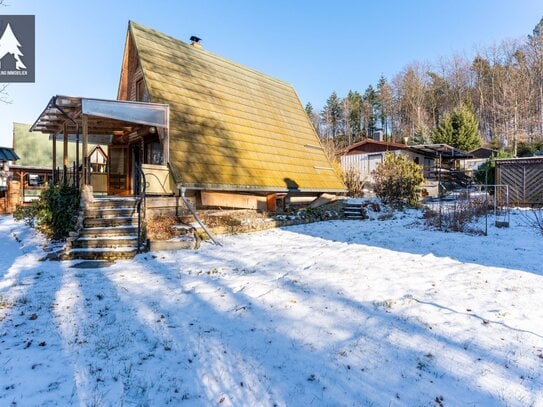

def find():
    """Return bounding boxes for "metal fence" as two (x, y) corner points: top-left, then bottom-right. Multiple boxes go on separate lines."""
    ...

(426, 184), (510, 235)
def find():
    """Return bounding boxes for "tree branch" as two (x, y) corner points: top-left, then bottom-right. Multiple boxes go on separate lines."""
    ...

(0, 84), (12, 104)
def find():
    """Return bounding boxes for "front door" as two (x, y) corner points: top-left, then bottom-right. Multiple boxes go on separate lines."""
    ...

(108, 145), (130, 195)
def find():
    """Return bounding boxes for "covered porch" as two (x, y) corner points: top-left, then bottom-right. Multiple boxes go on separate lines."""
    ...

(30, 95), (172, 196)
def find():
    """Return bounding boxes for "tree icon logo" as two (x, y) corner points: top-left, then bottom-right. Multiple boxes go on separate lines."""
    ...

(0, 16), (35, 83)
(0, 23), (27, 70)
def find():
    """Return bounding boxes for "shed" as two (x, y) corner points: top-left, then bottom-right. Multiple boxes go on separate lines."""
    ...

(495, 157), (543, 206)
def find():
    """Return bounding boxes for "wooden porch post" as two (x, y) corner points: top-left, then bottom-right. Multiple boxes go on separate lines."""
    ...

(62, 123), (68, 167)
(52, 131), (57, 183)
(82, 114), (89, 185)
(63, 123), (68, 181)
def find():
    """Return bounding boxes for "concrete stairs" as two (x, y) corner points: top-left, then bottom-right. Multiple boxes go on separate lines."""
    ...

(63, 197), (142, 260)
(343, 202), (364, 220)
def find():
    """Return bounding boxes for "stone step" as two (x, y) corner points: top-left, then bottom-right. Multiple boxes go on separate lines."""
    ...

(345, 216), (364, 220)
(79, 226), (138, 237)
(87, 198), (138, 210)
(62, 247), (140, 261)
(84, 207), (137, 219)
(83, 216), (138, 228)
(74, 235), (139, 249)
(148, 238), (196, 251)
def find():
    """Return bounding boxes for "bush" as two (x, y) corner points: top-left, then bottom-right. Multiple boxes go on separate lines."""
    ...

(342, 167), (365, 197)
(14, 184), (80, 240)
(474, 150), (512, 185)
(373, 153), (424, 208)
(520, 208), (543, 235)
(424, 195), (490, 233)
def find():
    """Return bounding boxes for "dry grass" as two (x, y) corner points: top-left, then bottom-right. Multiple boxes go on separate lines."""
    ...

(146, 215), (179, 241)
(519, 207), (543, 236)
(342, 167), (365, 198)
(425, 195), (490, 233)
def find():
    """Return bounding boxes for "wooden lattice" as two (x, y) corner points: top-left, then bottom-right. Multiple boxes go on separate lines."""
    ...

(496, 158), (543, 206)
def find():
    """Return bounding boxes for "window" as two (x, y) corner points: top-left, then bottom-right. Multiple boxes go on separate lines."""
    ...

(135, 79), (149, 102)
(145, 140), (163, 165)
(28, 174), (47, 187)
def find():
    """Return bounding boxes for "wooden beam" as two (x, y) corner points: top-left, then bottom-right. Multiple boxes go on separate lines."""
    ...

(63, 123), (68, 168)
(201, 191), (267, 210)
(82, 115), (89, 185)
(52, 131), (57, 182)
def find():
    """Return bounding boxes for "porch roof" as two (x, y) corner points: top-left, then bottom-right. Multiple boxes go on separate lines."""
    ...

(30, 95), (169, 138)
(408, 144), (471, 159)
(0, 147), (19, 162)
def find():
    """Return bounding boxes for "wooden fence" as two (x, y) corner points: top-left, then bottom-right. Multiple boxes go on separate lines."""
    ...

(496, 157), (543, 206)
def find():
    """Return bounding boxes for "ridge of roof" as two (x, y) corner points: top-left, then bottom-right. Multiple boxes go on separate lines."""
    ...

(342, 138), (408, 154)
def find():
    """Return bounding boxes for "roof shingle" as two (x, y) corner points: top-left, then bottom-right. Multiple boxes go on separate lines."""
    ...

(129, 22), (345, 192)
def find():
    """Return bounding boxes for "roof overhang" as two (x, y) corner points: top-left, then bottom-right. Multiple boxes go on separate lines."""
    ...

(341, 138), (408, 155)
(0, 147), (19, 162)
(30, 95), (169, 140)
(178, 182), (346, 194)
(495, 156), (543, 165)
(408, 144), (472, 159)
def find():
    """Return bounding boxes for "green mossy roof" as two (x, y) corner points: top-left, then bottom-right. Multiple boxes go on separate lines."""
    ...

(129, 22), (345, 192)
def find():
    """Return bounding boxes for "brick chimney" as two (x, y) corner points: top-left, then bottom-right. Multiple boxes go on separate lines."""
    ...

(190, 35), (202, 48)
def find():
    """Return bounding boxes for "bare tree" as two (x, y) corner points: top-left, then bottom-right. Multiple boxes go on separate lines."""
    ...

(0, 84), (10, 104)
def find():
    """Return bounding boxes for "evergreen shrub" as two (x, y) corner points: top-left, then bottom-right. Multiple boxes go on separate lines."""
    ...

(373, 153), (424, 208)
(14, 184), (80, 240)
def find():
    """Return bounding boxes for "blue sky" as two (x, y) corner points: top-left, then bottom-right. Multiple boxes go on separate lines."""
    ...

(1, 0), (542, 146)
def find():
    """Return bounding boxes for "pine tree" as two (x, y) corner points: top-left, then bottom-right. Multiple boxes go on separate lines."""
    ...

(305, 102), (314, 118)
(362, 85), (378, 136)
(531, 16), (543, 38)
(0, 23), (26, 70)
(346, 90), (362, 141)
(376, 76), (393, 138)
(321, 91), (343, 140)
(432, 104), (482, 151)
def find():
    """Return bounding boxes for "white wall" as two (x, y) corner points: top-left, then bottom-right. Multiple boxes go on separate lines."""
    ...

(341, 149), (436, 180)
(341, 151), (402, 181)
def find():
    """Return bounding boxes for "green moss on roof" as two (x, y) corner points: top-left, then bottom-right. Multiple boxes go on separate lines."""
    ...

(129, 22), (345, 192)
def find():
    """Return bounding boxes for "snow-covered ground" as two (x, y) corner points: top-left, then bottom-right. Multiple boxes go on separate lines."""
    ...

(1, 209), (542, 406)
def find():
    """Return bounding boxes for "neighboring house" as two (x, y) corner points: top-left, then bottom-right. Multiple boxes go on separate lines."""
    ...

(12, 122), (106, 201)
(495, 156), (543, 206)
(461, 147), (498, 176)
(341, 140), (474, 196)
(470, 147), (498, 159)
(30, 21), (345, 212)
(340, 139), (435, 181)
(0, 146), (19, 214)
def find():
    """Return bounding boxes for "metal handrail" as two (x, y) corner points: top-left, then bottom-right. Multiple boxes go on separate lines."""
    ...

(135, 163), (147, 253)
(167, 162), (221, 246)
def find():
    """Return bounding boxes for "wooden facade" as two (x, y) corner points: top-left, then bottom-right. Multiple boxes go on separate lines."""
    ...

(496, 157), (543, 206)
